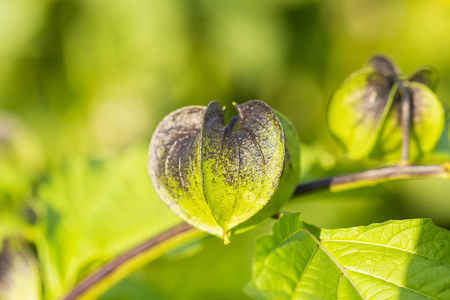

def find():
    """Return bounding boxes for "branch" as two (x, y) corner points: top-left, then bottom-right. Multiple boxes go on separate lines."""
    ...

(64, 163), (450, 299)
(293, 163), (450, 197)
(399, 82), (412, 163)
(62, 223), (203, 300)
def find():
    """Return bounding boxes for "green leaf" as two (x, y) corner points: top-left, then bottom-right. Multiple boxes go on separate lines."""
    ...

(0, 113), (45, 239)
(36, 146), (182, 300)
(247, 213), (450, 300)
(148, 100), (286, 242)
(101, 223), (274, 300)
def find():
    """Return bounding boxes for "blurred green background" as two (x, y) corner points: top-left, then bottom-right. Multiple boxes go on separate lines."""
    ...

(1, 0), (450, 299)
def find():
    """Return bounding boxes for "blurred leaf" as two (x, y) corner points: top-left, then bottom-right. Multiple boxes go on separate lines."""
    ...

(35, 145), (181, 299)
(393, 178), (450, 228)
(247, 213), (450, 300)
(0, 112), (44, 243)
(98, 277), (166, 300)
(0, 239), (41, 300)
(101, 222), (275, 300)
(1, 1), (450, 299)
(0, 0), (47, 86)
(0, 112), (45, 201)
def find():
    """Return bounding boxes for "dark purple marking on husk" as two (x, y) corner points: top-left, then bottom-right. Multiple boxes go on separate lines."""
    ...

(409, 68), (439, 92)
(366, 55), (399, 79)
(148, 100), (285, 231)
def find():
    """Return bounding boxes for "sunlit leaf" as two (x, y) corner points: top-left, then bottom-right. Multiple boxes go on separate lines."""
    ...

(247, 213), (450, 300)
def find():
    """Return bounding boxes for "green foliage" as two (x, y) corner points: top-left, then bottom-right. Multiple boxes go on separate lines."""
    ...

(247, 213), (450, 300)
(35, 146), (181, 299)
(328, 55), (445, 162)
(2, 1), (450, 299)
(148, 100), (288, 243)
(0, 113), (45, 241)
(100, 224), (273, 300)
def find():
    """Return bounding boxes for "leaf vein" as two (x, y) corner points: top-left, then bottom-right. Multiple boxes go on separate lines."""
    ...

(337, 273), (343, 300)
(348, 269), (436, 300)
(322, 239), (442, 261)
(304, 229), (367, 300)
(291, 246), (319, 299)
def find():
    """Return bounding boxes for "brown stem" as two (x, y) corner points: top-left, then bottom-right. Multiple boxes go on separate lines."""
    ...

(62, 223), (196, 300)
(399, 82), (412, 164)
(293, 163), (450, 197)
(63, 163), (450, 299)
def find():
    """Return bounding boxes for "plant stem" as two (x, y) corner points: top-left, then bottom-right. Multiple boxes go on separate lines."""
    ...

(64, 163), (450, 299)
(62, 223), (203, 300)
(293, 163), (450, 197)
(399, 82), (412, 164)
